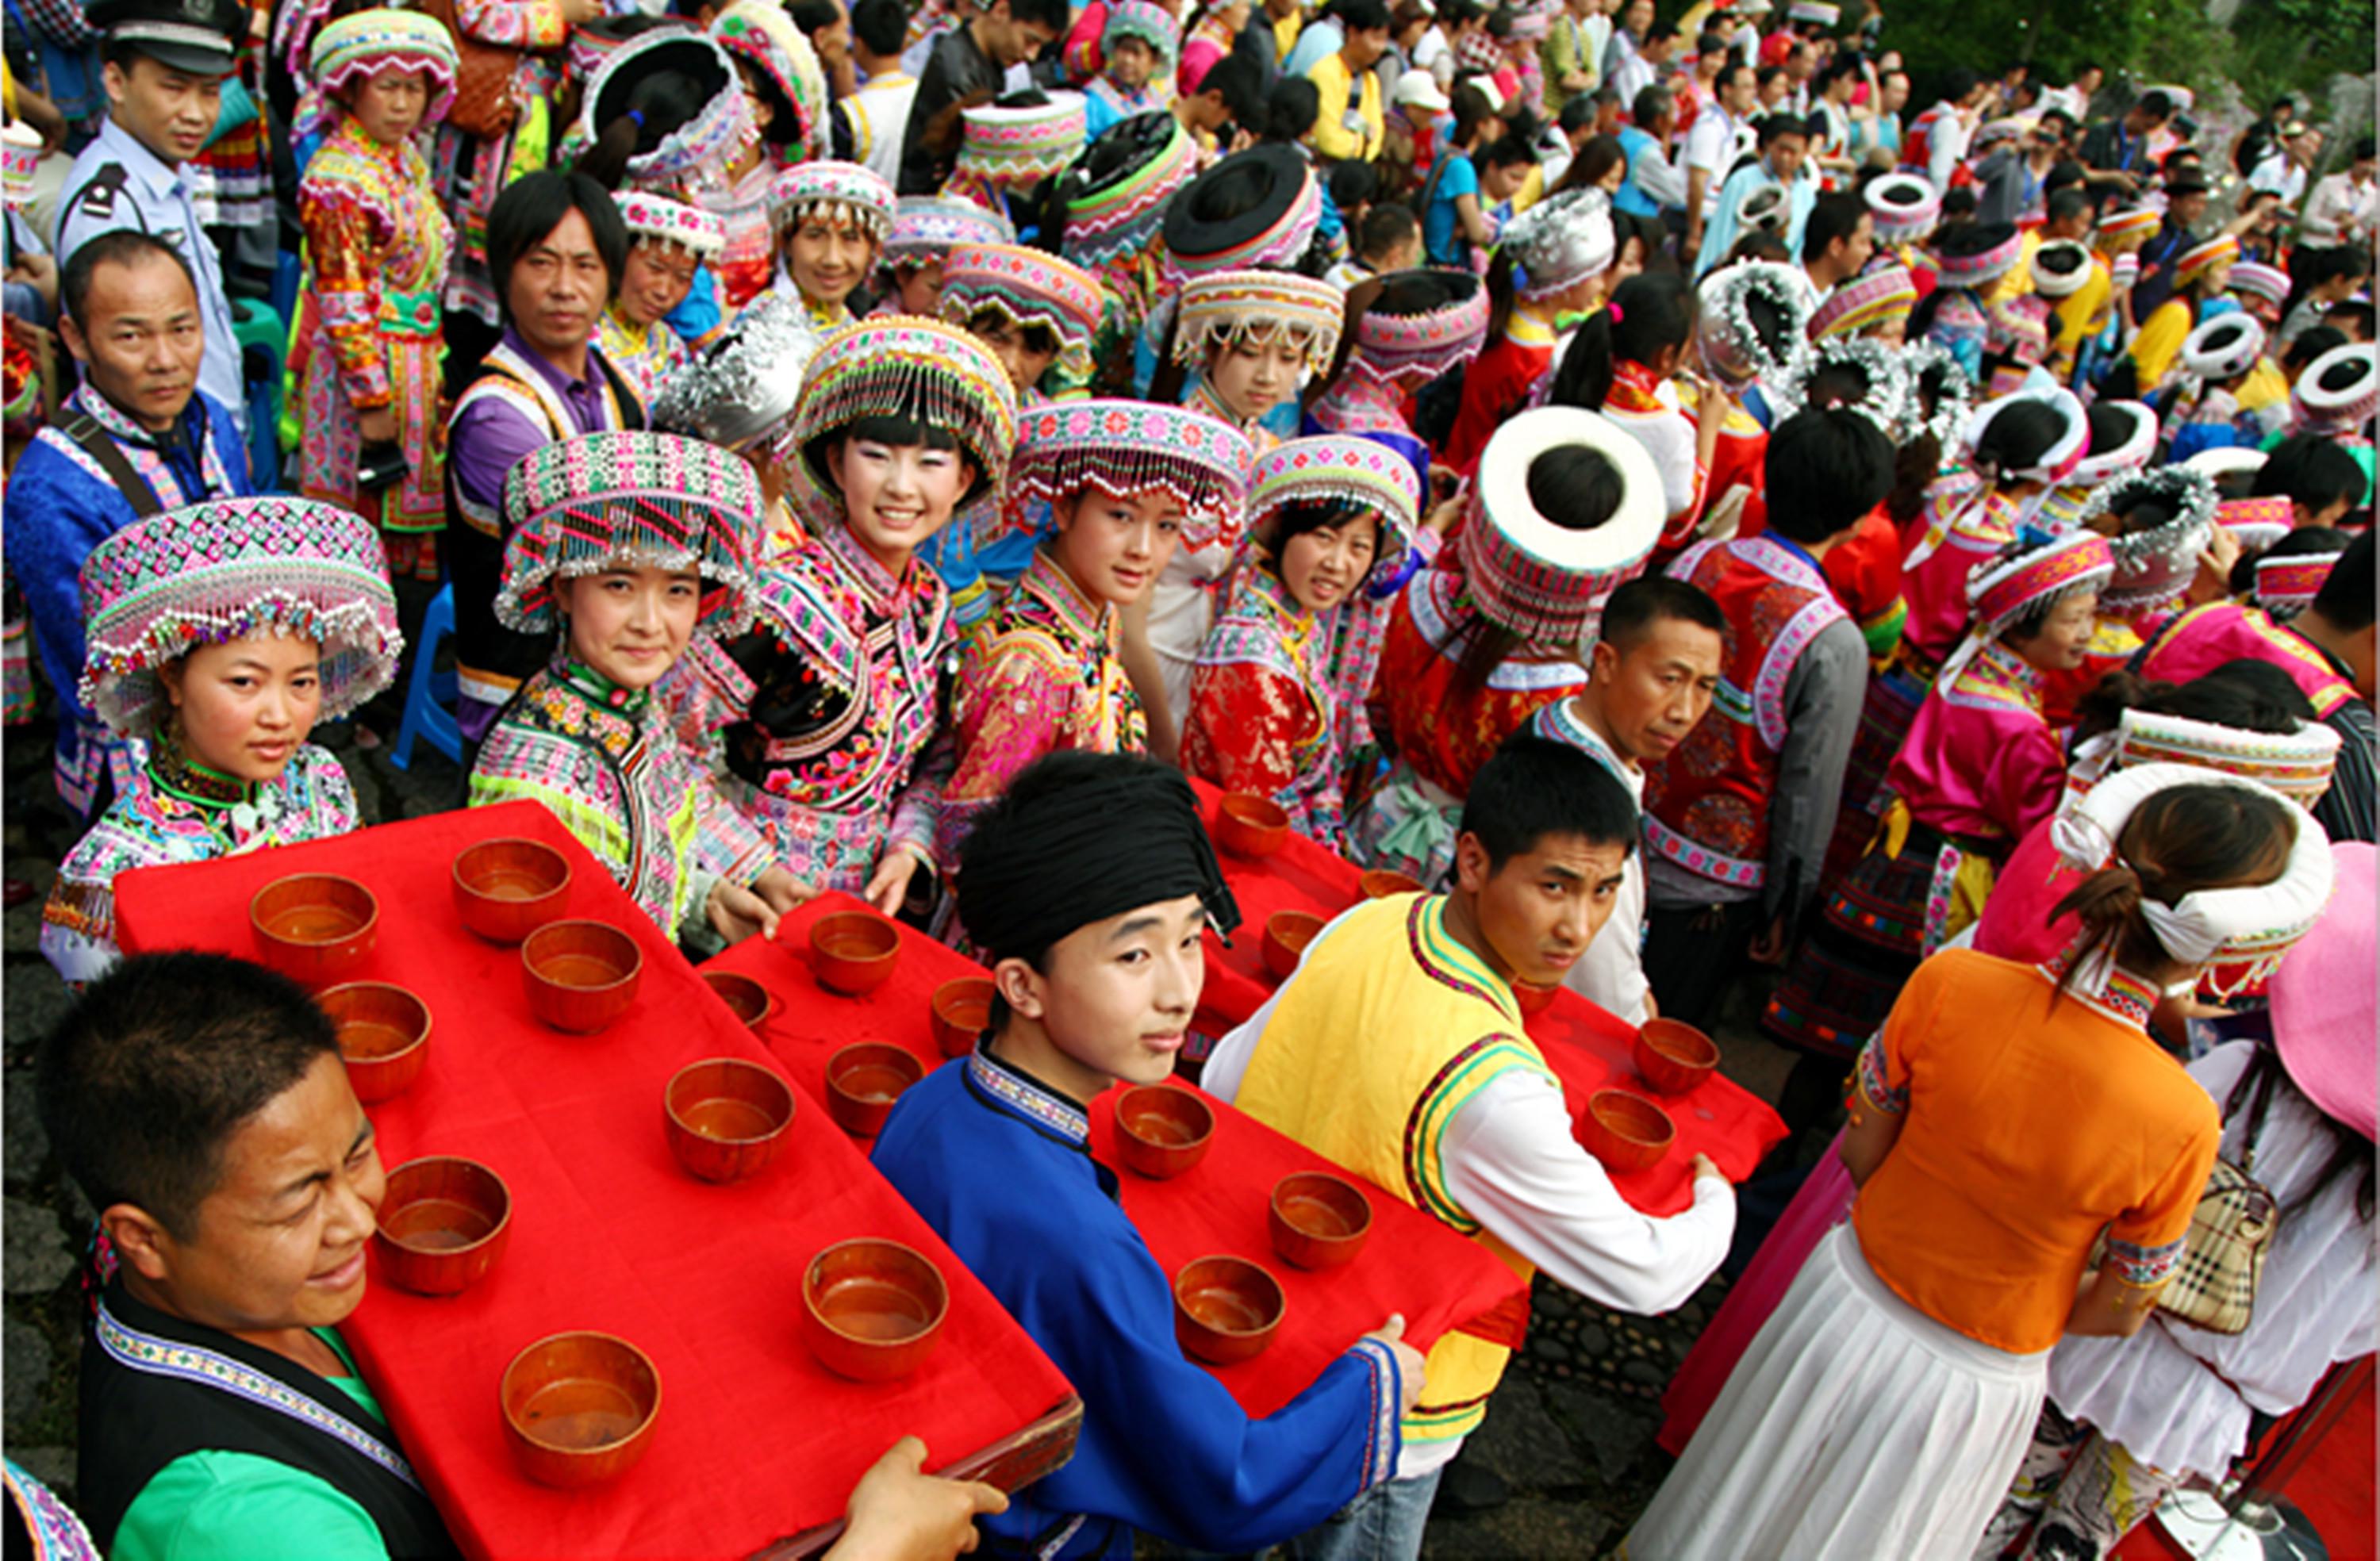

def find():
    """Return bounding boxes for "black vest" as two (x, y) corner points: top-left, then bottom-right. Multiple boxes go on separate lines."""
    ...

(78, 1280), (458, 1559)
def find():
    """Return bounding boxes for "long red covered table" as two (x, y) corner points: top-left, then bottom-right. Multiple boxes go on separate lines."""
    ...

(1184, 778), (1787, 1216)
(112, 803), (1079, 1559)
(704, 894), (1529, 1418)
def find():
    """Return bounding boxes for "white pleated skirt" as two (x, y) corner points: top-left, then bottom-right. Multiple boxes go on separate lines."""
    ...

(1623, 1224), (2051, 1561)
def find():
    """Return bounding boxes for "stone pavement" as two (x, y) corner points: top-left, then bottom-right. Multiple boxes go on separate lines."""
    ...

(1, 693), (1801, 1555)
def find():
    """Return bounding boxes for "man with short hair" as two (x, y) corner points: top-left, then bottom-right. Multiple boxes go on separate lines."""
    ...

(2131, 159), (2210, 320)
(1326, 201), (1422, 288)
(897, 0), (1069, 193)
(1696, 111), (1814, 276)
(444, 172), (645, 743)
(832, 0), (919, 186)
(1307, 0), (1392, 163)
(2078, 88), (2171, 181)
(1618, 84), (1687, 219)
(2301, 136), (2376, 247)
(6, 230), (251, 820)
(1537, 91), (1599, 187)
(1682, 60), (1757, 261)
(54, 0), (250, 441)
(1607, 17), (1674, 110)
(1530, 578), (1726, 1024)
(2248, 121), (2322, 209)
(1797, 189), (1871, 303)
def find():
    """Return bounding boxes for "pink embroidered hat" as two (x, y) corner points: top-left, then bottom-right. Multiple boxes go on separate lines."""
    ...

(1931, 220), (2023, 289)
(1172, 269), (1345, 376)
(79, 497), (403, 738)
(306, 9), (456, 136)
(2216, 493), (2294, 553)
(615, 191), (728, 262)
(1002, 399), (1256, 552)
(937, 242), (1104, 386)
(958, 97), (1088, 188)
(770, 160), (898, 243)
(712, 0), (831, 159)
(2267, 842), (2376, 1141)
(2067, 399), (2158, 488)
(580, 32), (757, 189)
(2291, 343), (2380, 434)
(2179, 313), (2266, 383)
(881, 195), (1014, 275)
(1058, 112), (1196, 268)
(788, 316), (1019, 518)
(1863, 172), (1940, 244)
(1461, 407), (1664, 649)
(1101, 0), (1178, 63)
(2229, 260), (2290, 309)
(1248, 435), (1422, 581)
(1350, 268), (1489, 386)
(1968, 530), (2115, 640)
(1807, 262), (1917, 340)
(2255, 545), (2347, 619)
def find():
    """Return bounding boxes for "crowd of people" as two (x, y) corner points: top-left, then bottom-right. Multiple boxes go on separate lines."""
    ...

(0, 0), (2374, 1552)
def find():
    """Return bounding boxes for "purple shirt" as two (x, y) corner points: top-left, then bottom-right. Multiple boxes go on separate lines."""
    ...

(448, 327), (624, 517)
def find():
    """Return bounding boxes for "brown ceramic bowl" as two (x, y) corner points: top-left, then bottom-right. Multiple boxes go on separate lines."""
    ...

(250, 873), (378, 987)
(520, 921), (643, 1034)
(810, 911), (901, 996)
(1268, 1170), (1374, 1270)
(699, 970), (777, 1031)
(825, 1042), (924, 1137)
(500, 1332), (662, 1489)
(1512, 979), (1559, 1017)
(928, 977), (996, 1059)
(319, 982), (431, 1103)
(1214, 792), (1291, 858)
(1262, 910), (1324, 981)
(1173, 1254), (1286, 1365)
(664, 1058), (796, 1183)
(801, 1237), (950, 1383)
(1357, 869), (1423, 902)
(374, 1156), (511, 1296)
(451, 838), (572, 945)
(1113, 1085), (1215, 1179)
(1634, 1018), (1721, 1096)
(1575, 1089), (1676, 1176)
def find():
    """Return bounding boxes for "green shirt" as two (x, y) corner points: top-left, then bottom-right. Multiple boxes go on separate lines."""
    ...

(112, 1329), (393, 1561)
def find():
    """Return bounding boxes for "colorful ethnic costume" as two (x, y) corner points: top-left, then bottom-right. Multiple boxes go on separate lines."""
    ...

(1053, 113), (1198, 397)
(1444, 188), (1616, 476)
(706, 1), (834, 306)
(1763, 532), (2116, 1062)
(467, 432), (777, 938)
(649, 291), (827, 562)
(1183, 436), (1422, 849)
(294, 10), (458, 573)
(770, 159), (897, 331)
(1306, 267), (1489, 494)
(1921, 221), (2022, 382)
(40, 497), (401, 986)
(597, 193), (728, 405)
(428, 0), (572, 324)
(670, 318), (1015, 896)
(1351, 408), (1663, 885)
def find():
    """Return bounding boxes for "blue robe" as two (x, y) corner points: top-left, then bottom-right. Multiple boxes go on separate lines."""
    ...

(872, 1049), (1402, 1558)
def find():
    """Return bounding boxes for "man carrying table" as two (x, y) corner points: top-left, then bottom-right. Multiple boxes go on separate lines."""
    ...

(1203, 735), (1737, 1561)
(873, 751), (1427, 1558)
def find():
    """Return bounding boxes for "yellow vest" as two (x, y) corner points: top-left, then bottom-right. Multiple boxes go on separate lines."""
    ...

(1234, 894), (1557, 1445)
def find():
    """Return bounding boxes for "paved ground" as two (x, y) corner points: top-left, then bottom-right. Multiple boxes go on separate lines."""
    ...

(0, 688), (1802, 1553)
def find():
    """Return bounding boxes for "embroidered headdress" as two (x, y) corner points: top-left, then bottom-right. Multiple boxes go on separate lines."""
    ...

(1349, 268), (1490, 386)
(1695, 262), (1811, 389)
(1808, 261), (1916, 340)
(1460, 407), (1664, 648)
(2050, 761), (2335, 999)
(1248, 435), (1422, 583)
(937, 242), (1104, 386)
(712, 1), (831, 159)
(2108, 707), (2342, 811)
(1902, 339), (1974, 449)
(306, 10), (456, 136)
(2079, 464), (2219, 614)
(1101, 0), (1177, 63)
(79, 497), (402, 737)
(788, 316), (1019, 517)
(2028, 239), (2092, 299)
(2291, 343), (2379, 434)
(1499, 187), (1616, 301)
(650, 292), (826, 460)
(2255, 547), (2346, 620)
(497, 431), (761, 635)
(1971, 530), (2115, 639)
(615, 191), (727, 261)
(881, 196), (1014, 275)
(581, 32), (755, 188)
(2229, 260), (2290, 309)
(1766, 334), (1909, 434)
(1002, 399), (1255, 552)
(2216, 493), (2294, 552)
(2067, 399), (2158, 487)
(958, 96), (1088, 187)
(770, 160), (897, 241)
(1171, 269), (1345, 375)
(2094, 204), (2159, 241)
(1961, 385), (2089, 487)
(1863, 171), (1940, 242)
(1058, 111), (1197, 267)
(1162, 144), (1322, 287)
(1932, 219), (2022, 288)
(2173, 233), (2239, 289)
(2179, 313), (2265, 382)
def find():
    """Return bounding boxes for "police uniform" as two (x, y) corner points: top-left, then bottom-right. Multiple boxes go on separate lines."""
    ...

(53, 0), (248, 440)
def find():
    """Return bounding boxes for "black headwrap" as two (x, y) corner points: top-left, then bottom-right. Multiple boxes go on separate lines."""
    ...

(957, 752), (1243, 967)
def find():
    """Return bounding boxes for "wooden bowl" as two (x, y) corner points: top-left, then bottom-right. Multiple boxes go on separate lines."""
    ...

(810, 911), (900, 996)
(1268, 1170), (1374, 1270)
(1357, 869), (1423, 901)
(1512, 979), (1558, 1017)
(451, 838), (572, 945)
(520, 921), (643, 1034)
(1173, 1254), (1285, 1364)
(1575, 1089), (1676, 1176)
(319, 982), (430, 1103)
(1261, 911), (1323, 981)
(1214, 792), (1290, 858)
(1113, 1085), (1215, 1179)
(374, 1156), (511, 1296)
(825, 1042), (924, 1137)
(500, 1332), (662, 1489)
(801, 1238), (950, 1383)
(664, 1058), (795, 1183)
(929, 977), (996, 1059)
(249, 873), (378, 987)
(699, 970), (777, 1031)
(1634, 1018), (1721, 1096)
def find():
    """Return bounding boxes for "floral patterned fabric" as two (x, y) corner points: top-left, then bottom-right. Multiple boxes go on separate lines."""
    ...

(1183, 565), (1346, 847)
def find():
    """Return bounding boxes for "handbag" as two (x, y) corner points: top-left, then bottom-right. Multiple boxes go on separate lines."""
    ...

(2154, 1156), (2278, 1336)
(417, 0), (523, 140)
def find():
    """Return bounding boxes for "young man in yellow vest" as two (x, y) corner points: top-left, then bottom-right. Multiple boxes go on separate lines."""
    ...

(1204, 735), (1737, 1559)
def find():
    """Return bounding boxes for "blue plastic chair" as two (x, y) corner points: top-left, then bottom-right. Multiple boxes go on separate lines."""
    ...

(232, 299), (284, 491)
(390, 583), (462, 771)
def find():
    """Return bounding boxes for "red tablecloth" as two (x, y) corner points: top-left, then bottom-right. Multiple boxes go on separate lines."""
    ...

(1186, 779), (1787, 1216)
(113, 804), (1078, 1560)
(706, 896), (1528, 1418)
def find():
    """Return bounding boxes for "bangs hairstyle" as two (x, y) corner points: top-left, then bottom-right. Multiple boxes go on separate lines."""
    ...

(807, 412), (963, 491)
(486, 171), (630, 323)
(964, 308), (1062, 357)
(36, 953), (340, 1241)
(1463, 732), (1641, 870)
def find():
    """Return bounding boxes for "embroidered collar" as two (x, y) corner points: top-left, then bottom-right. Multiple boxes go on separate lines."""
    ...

(1187, 378), (1261, 442)
(553, 655), (651, 716)
(1505, 304), (1557, 350)
(1312, 372), (1411, 434)
(965, 1041), (1091, 1148)
(1410, 896), (1522, 1024)
(2038, 955), (2163, 1031)
(1023, 546), (1111, 645)
(816, 516), (915, 608)
(497, 325), (602, 401)
(1534, 696), (1640, 793)
(1606, 356), (1668, 414)
(67, 381), (194, 455)
(148, 723), (257, 810)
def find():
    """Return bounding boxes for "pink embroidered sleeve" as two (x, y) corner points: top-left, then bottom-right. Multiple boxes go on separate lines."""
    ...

(1985, 720), (2068, 843)
(942, 639), (1068, 862)
(298, 188), (393, 408)
(454, 0), (568, 52)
